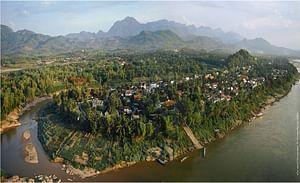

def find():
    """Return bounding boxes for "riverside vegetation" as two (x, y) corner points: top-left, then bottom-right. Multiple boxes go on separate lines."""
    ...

(1, 49), (299, 177)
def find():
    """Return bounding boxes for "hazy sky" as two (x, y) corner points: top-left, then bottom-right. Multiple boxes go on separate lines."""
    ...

(1, 1), (300, 50)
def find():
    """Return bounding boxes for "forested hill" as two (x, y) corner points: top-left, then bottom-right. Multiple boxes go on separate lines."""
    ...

(226, 49), (257, 67)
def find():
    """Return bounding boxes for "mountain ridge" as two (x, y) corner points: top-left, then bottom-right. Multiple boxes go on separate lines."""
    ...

(1, 17), (300, 57)
(107, 17), (243, 44)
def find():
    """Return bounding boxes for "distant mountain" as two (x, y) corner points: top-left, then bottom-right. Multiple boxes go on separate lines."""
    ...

(123, 30), (184, 49)
(108, 17), (243, 44)
(1, 24), (227, 55)
(186, 35), (227, 51)
(108, 17), (144, 37)
(233, 38), (300, 57)
(1, 25), (51, 55)
(66, 31), (97, 42)
(1, 17), (300, 57)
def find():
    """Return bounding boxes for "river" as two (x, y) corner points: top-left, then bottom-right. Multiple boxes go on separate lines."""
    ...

(1, 81), (300, 181)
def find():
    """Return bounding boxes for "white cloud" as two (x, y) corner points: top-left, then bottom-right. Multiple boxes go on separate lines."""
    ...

(242, 16), (293, 30)
(7, 21), (16, 29)
(182, 16), (195, 26)
(21, 10), (30, 16)
(40, 0), (52, 8)
(243, 17), (277, 29)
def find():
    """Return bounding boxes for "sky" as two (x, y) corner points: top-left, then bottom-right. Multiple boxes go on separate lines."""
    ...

(1, 1), (300, 50)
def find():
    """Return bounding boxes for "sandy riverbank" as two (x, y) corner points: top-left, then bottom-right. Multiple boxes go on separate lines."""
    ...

(61, 161), (137, 179)
(0, 96), (52, 134)
(24, 143), (38, 164)
(0, 109), (21, 134)
(23, 130), (31, 141)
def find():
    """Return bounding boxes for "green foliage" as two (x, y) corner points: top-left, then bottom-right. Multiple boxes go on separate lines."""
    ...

(226, 49), (256, 67)
(0, 169), (10, 178)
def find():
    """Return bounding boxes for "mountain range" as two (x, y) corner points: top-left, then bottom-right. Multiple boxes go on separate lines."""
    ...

(1, 17), (300, 57)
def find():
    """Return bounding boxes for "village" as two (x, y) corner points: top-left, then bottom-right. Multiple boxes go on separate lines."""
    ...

(74, 60), (288, 122)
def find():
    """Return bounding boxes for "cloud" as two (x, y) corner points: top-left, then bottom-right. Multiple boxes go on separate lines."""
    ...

(7, 21), (16, 29)
(242, 16), (293, 30)
(182, 16), (196, 26)
(243, 17), (277, 29)
(40, 0), (52, 7)
(21, 10), (30, 16)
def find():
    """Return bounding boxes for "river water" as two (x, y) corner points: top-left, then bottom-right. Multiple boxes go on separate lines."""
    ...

(1, 80), (300, 181)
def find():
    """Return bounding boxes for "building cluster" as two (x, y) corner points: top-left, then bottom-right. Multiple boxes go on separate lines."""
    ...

(203, 66), (267, 103)
(74, 64), (290, 120)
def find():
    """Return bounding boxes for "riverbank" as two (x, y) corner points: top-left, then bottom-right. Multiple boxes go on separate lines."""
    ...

(1, 174), (61, 183)
(61, 161), (138, 179)
(0, 109), (21, 134)
(1, 96), (56, 134)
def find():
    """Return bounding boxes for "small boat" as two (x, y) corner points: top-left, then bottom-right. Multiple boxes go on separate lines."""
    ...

(157, 159), (168, 165)
(257, 112), (264, 117)
(202, 147), (206, 158)
(180, 156), (188, 162)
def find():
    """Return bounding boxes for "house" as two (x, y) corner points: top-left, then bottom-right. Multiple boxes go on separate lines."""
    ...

(212, 83), (218, 89)
(205, 74), (214, 80)
(225, 95), (232, 101)
(177, 91), (184, 97)
(123, 107), (132, 114)
(132, 114), (140, 119)
(133, 94), (142, 101)
(125, 90), (133, 97)
(150, 83), (159, 89)
(140, 82), (147, 90)
(119, 61), (126, 66)
(164, 99), (176, 107)
(92, 98), (103, 108)
(122, 97), (131, 104)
